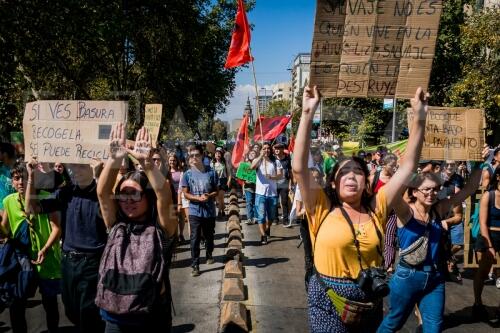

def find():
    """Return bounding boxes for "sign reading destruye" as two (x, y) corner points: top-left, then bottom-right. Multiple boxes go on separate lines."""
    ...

(407, 107), (485, 161)
(23, 100), (128, 163)
(310, 0), (443, 98)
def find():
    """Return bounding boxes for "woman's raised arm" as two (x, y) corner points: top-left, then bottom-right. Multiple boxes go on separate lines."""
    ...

(292, 86), (321, 215)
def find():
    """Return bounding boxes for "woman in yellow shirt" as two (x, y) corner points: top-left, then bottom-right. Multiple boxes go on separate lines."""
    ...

(293, 86), (429, 332)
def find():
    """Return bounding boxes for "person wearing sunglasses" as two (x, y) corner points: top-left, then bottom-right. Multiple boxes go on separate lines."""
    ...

(378, 163), (481, 332)
(180, 144), (219, 277)
(96, 124), (177, 331)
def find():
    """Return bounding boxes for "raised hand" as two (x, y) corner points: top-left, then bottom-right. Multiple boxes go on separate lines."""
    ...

(410, 87), (430, 120)
(302, 85), (320, 116)
(109, 122), (127, 160)
(26, 157), (38, 176)
(128, 127), (152, 162)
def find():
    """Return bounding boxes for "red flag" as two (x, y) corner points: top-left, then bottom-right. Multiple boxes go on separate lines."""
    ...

(231, 114), (249, 168)
(224, 0), (253, 69)
(288, 134), (295, 153)
(253, 115), (291, 142)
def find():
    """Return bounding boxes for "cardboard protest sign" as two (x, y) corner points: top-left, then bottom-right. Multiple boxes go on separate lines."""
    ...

(236, 162), (256, 184)
(23, 100), (127, 164)
(407, 107), (485, 161)
(144, 104), (162, 147)
(310, 0), (443, 98)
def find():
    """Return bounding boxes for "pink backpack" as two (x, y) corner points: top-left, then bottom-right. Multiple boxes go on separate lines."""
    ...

(95, 221), (167, 315)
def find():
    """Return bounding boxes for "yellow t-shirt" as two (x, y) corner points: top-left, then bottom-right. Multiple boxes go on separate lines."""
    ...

(307, 188), (388, 279)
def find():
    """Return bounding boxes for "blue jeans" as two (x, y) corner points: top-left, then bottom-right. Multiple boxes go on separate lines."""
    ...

(255, 194), (278, 224)
(377, 264), (445, 333)
(244, 190), (256, 220)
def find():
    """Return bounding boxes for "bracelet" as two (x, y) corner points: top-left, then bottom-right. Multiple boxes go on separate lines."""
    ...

(27, 180), (33, 185)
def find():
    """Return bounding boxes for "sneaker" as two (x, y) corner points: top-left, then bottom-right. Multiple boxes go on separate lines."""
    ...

(191, 266), (200, 277)
(447, 271), (462, 284)
(265, 228), (270, 237)
(485, 272), (496, 285)
(206, 254), (215, 265)
(261, 236), (268, 245)
(496, 278), (500, 289)
(283, 222), (292, 228)
(472, 303), (488, 321)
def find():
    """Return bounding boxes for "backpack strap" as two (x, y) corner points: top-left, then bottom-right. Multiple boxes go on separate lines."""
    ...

(489, 190), (495, 211)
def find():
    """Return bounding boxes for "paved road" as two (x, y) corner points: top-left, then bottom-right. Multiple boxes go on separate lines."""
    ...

(0, 196), (499, 332)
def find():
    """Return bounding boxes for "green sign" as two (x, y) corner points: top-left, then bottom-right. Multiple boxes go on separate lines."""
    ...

(236, 162), (256, 184)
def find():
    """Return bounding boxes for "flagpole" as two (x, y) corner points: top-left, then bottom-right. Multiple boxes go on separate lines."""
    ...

(248, 46), (268, 175)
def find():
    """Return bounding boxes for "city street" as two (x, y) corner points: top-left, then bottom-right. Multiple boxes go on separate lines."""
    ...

(1, 197), (498, 332)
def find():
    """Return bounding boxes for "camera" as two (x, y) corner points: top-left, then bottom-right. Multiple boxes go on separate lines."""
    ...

(357, 267), (389, 298)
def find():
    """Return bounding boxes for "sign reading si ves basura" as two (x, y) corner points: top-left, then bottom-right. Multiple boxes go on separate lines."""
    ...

(144, 104), (162, 147)
(407, 107), (485, 161)
(23, 100), (128, 164)
(310, 0), (443, 98)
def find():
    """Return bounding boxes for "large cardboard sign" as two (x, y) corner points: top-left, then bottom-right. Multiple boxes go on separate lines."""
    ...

(310, 0), (443, 98)
(144, 104), (162, 147)
(407, 107), (485, 161)
(23, 100), (128, 164)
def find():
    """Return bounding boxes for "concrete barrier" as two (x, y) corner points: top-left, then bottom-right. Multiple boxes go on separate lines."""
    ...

(222, 278), (245, 301)
(227, 220), (241, 233)
(224, 260), (244, 279)
(227, 204), (240, 217)
(219, 302), (248, 332)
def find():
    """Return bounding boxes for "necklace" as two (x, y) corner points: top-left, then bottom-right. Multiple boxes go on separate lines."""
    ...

(414, 205), (430, 224)
(344, 205), (366, 237)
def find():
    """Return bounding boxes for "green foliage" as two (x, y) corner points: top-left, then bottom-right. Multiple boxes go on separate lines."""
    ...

(263, 99), (291, 117)
(212, 119), (228, 140)
(448, 7), (500, 141)
(0, 0), (254, 139)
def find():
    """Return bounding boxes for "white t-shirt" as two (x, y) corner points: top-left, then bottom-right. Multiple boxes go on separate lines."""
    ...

(256, 159), (282, 197)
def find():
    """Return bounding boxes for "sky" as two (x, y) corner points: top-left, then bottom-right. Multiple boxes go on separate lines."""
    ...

(219, 0), (316, 125)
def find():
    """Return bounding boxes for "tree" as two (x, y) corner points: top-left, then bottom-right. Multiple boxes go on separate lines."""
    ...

(263, 99), (291, 117)
(212, 119), (228, 141)
(0, 0), (255, 139)
(448, 7), (500, 143)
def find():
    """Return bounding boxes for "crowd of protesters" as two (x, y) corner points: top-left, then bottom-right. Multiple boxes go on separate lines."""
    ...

(0, 86), (499, 333)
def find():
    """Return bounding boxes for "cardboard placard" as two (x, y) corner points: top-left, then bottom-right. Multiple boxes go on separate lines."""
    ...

(407, 107), (485, 161)
(144, 104), (162, 147)
(310, 0), (443, 98)
(23, 100), (128, 164)
(236, 162), (256, 184)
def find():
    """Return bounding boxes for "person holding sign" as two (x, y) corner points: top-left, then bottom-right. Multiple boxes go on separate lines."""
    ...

(293, 86), (431, 332)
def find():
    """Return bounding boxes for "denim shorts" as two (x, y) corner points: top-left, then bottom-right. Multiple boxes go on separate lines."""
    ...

(255, 194), (278, 224)
(449, 221), (464, 245)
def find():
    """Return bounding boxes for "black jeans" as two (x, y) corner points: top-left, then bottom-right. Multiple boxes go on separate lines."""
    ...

(9, 291), (59, 333)
(189, 216), (215, 267)
(61, 251), (105, 333)
(277, 187), (290, 223)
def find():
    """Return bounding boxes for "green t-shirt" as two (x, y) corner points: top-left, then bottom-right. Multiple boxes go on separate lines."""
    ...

(3, 192), (61, 280)
(323, 156), (337, 177)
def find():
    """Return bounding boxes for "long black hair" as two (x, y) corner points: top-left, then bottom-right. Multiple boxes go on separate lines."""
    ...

(323, 156), (372, 209)
(489, 165), (500, 192)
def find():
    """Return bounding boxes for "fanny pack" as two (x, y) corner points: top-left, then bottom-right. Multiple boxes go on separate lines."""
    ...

(314, 270), (374, 327)
(399, 219), (432, 266)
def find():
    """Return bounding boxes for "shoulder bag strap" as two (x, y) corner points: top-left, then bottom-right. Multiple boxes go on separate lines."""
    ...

(339, 207), (365, 271)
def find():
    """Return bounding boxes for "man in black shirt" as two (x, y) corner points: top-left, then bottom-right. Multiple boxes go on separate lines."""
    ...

(26, 162), (106, 333)
(273, 143), (292, 226)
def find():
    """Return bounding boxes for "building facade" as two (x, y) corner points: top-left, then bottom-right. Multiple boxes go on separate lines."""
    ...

(271, 82), (293, 101)
(291, 53), (311, 108)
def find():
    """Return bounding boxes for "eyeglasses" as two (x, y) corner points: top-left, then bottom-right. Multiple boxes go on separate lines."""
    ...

(152, 158), (161, 161)
(116, 190), (145, 202)
(416, 187), (441, 195)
